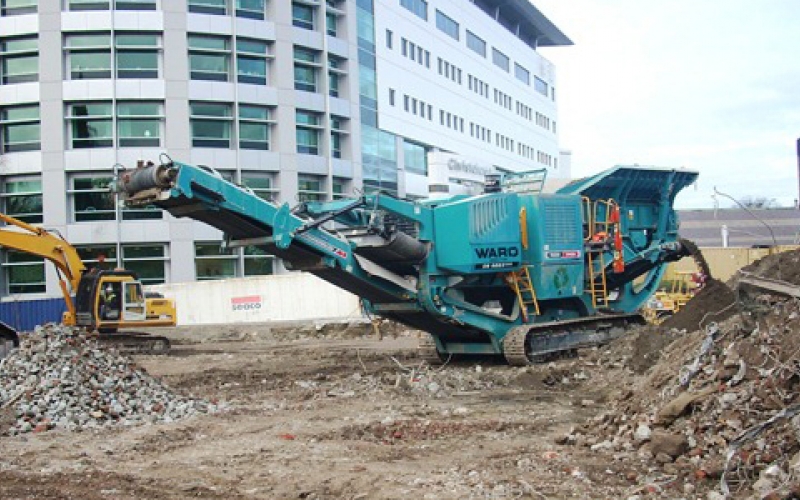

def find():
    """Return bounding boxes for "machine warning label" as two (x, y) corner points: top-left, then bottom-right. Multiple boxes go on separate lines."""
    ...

(546, 250), (582, 259)
(474, 262), (518, 270)
(231, 295), (263, 311)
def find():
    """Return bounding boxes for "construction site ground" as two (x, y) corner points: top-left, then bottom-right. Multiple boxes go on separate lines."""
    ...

(2, 321), (674, 500)
(5, 249), (800, 499)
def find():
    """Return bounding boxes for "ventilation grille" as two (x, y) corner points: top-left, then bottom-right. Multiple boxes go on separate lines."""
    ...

(544, 200), (578, 246)
(470, 197), (509, 239)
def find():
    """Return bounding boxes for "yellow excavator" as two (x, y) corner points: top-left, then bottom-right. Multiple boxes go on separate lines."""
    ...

(0, 212), (176, 357)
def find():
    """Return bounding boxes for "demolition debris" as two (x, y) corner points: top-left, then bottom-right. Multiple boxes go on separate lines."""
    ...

(0, 324), (220, 435)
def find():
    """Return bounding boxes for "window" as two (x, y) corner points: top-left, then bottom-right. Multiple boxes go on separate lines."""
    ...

(492, 48), (509, 72)
(292, 3), (314, 30)
(67, 0), (110, 10)
(195, 242), (236, 280)
(1, 0), (37, 16)
(64, 101), (162, 149)
(534, 76), (548, 96)
(2, 250), (45, 294)
(330, 116), (347, 159)
(386, 29), (393, 49)
(435, 10), (459, 40)
(188, 0), (227, 15)
(188, 34), (230, 81)
(115, 0), (157, 10)
(117, 101), (163, 147)
(243, 246), (274, 276)
(326, 12), (337, 36)
(293, 46), (319, 92)
(466, 30), (486, 57)
(70, 175), (114, 222)
(122, 200), (162, 220)
(190, 102), (232, 148)
(76, 245), (118, 270)
(296, 110), (321, 155)
(241, 173), (278, 201)
(328, 55), (345, 98)
(66, 33), (160, 80)
(400, 0), (427, 20)
(123, 245), (166, 284)
(65, 34), (112, 80)
(403, 140), (426, 175)
(1, 177), (42, 223)
(1, 36), (37, 84)
(236, 0), (265, 19)
(298, 174), (325, 202)
(236, 38), (269, 85)
(332, 178), (346, 199)
(1, 104), (39, 153)
(116, 33), (160, 79)
(238, 104), (271, 150)
(66, 102), (112, 149)
(514, 63), (530, 85)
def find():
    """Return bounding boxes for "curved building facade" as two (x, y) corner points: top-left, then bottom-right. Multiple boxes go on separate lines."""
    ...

(0, 0), (569, 300)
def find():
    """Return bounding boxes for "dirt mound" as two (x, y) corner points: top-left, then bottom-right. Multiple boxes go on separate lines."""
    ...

(738, 247), (800, 285)
(660, 278), (737, 331)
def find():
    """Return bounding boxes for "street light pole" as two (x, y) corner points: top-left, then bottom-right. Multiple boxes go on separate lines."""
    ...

(796, 137), (800, 209)
(113, 163), (123, 269)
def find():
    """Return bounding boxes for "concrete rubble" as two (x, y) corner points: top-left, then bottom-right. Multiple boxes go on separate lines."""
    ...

(556, 249), (800, 499)
(0, 324), (220, 435)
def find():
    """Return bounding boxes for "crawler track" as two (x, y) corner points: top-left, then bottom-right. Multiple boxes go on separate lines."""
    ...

(502, 314), (646, 365)
(97, 332), (171, 354)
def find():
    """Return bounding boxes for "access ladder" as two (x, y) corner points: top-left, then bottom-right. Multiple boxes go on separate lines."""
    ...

(507, 266), (540, 323)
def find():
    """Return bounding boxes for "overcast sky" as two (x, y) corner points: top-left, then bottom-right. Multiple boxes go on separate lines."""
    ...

(534, 0), (800, 209)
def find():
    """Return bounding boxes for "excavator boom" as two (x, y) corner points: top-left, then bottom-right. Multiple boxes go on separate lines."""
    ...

(0, 213), (85, 320)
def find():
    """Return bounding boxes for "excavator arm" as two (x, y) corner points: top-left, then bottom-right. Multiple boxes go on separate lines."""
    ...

(0, 213), (86, 321)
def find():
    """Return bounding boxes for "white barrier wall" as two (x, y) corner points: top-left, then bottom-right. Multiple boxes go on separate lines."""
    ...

(147, 273), (364, 326)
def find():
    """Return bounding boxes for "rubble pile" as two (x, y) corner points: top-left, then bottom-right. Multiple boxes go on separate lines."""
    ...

(557, 253), (800, 498)
(0, 324), (219, 435)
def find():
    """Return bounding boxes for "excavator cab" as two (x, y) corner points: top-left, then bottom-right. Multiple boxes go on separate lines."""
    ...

(73, 270), (173, 332)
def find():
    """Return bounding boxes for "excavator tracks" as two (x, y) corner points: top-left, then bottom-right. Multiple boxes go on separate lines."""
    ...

(502, 314), (646, 365)
(96, 332), (171, 355)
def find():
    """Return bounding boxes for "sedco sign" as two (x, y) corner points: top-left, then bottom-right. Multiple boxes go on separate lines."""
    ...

(231, 295), (263, 311)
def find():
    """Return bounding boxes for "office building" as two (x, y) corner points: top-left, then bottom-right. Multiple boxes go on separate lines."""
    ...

(0, 0), (570, 298)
